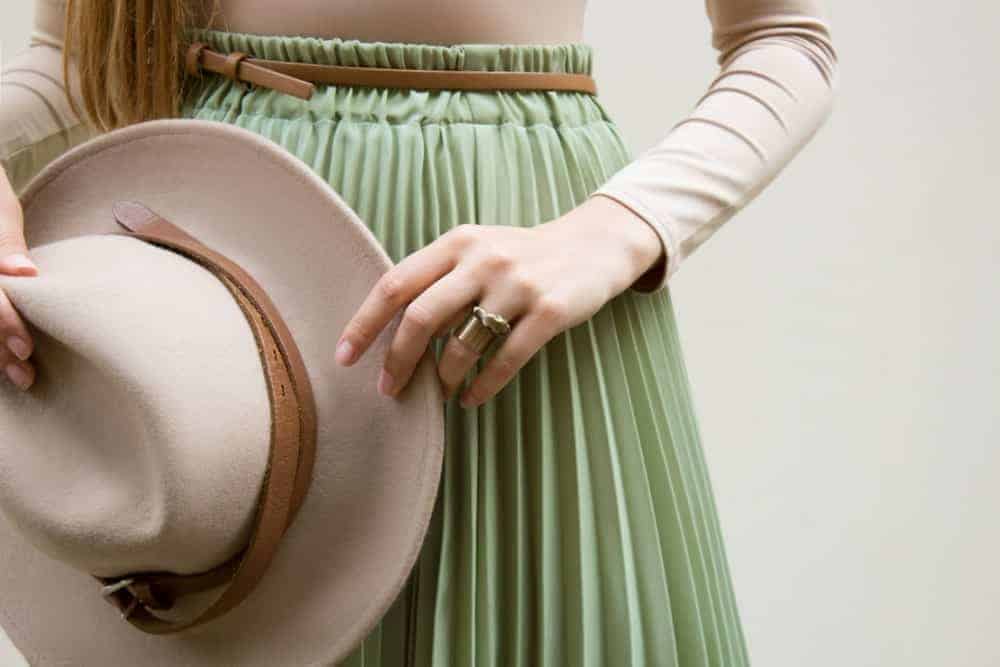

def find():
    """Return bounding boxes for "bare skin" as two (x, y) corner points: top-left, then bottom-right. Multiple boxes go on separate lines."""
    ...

(333, 194), (663, 407)
(0, 168), (38, 391)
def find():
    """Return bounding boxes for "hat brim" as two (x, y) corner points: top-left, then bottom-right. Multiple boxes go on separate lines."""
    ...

(0, 119), (444, 665)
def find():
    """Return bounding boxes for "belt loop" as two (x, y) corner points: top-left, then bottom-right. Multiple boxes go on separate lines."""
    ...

(185, 41), (208, 78)
(222, 51), (249, 83)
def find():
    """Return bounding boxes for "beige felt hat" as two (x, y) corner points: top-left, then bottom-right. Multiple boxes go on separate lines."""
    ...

(0, 119), (445, 665)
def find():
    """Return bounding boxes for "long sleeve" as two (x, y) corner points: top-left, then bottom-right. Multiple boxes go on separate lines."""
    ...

(1, 0), (93, 194)
(595, 0), (839, 293)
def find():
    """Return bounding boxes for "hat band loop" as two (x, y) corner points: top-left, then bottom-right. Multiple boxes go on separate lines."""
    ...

(91, 201), (319, 634)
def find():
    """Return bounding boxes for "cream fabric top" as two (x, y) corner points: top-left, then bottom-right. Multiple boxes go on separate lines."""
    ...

(1, 0), (839, 291)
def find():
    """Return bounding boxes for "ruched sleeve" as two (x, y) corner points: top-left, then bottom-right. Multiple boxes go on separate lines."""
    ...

(1, 0), (93, 193)
(594, 0), (839, 292)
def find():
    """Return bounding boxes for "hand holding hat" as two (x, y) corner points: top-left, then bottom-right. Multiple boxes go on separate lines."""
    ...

(0, 119), (445, 665)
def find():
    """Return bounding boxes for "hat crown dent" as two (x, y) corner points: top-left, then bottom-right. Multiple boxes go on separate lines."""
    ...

(0, 234), (271, 579)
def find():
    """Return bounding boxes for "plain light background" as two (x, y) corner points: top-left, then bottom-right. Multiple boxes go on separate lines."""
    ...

(3, 2), (998, 666)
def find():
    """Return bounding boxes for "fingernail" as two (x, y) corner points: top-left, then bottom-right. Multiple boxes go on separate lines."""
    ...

(5, 363), (31, 391)
(378, 368), (395, 397)
(0, 254), (38, 276)
(460, 391), (478, 409)
(335, 339), (355, 365)
(6, 337), (30, 361)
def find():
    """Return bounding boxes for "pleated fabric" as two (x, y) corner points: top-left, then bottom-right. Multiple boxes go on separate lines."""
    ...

(182, 29), (750, 667)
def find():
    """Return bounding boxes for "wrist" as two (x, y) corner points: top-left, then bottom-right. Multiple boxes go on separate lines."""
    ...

(575, 194), (665, 287)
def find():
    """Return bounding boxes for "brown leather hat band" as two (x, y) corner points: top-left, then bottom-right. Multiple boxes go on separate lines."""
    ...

(185, 41), (599, 100)
(92, 202), (318, 634)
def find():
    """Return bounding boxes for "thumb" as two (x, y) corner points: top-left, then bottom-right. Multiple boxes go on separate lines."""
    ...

(0, 168), (37, 277)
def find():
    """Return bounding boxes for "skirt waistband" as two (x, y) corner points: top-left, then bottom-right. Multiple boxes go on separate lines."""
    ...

(187, 29), (595, 76)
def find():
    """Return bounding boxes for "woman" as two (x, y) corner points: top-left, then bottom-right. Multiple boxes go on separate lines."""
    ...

(0, 1), (838, 664)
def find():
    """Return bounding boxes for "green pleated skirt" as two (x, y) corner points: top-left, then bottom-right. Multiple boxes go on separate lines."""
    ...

(182, 30), (750, 667)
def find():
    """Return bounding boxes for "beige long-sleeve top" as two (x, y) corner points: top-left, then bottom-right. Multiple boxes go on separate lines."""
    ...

(1, 0), (839, 292)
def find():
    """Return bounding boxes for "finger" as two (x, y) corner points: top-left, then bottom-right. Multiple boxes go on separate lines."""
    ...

(3, 359), (35, 392)
(459, 296), (568, 408)
(439, 298), (523, 401)
(0, 291), (36, 392)
(335, 241), (460, 367)
(0, 172), (37, 277)
(437, 333), (482, 400)
(0, 288), (34, 362)
(434, 308), (470, 338)
(379, 268), (482, 398)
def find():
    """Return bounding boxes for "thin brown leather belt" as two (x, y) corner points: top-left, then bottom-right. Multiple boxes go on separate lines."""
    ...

(185, 42), (598, 100)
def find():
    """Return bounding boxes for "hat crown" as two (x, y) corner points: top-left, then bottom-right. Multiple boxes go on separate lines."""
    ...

(0, 233), (271, 578)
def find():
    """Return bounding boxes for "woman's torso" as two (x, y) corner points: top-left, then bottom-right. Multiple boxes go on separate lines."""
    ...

(202, 0), (587, 44)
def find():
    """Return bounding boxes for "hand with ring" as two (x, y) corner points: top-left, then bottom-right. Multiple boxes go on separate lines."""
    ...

(333, 195), (666, 408)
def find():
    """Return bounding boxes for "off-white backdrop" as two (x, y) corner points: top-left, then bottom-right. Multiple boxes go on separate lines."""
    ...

(3, 3), (998, 666)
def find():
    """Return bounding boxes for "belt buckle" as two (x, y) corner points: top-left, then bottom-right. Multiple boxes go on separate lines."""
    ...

(100, 575), (174, 620)
(100, 577), (141, 619)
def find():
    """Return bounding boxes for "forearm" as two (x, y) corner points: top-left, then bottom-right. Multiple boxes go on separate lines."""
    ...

(592, 0), (840, 293)
(1, 0), (94, 193)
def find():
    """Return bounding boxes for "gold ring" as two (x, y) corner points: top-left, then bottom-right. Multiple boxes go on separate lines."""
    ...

(453, 305), (512, 355)
(472, 305), (511, 336)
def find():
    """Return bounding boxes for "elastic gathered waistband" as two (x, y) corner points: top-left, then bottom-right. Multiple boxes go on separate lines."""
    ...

(187, 29), (595, 76)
